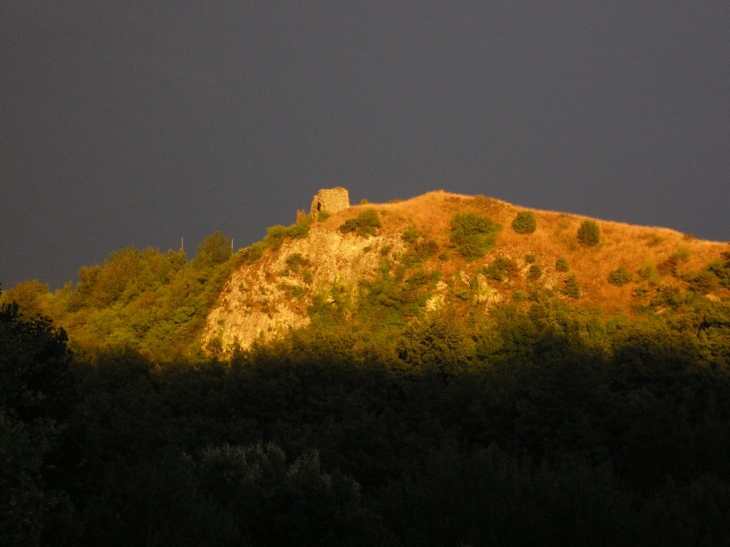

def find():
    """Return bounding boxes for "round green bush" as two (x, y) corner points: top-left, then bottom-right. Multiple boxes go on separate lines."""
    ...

(527, 264), (543, 281)
(577, 220), (600, 246)
(607, 266), (633, 286)
(511, 211), (537, 235)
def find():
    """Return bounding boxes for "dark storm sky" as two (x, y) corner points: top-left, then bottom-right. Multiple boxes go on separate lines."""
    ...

(2, 2), (729, 290)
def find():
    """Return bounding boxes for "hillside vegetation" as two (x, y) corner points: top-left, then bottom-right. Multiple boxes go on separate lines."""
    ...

(5, 190), (728, 358)
(3, 190), (730, 545)
(204, 190), (730, 353)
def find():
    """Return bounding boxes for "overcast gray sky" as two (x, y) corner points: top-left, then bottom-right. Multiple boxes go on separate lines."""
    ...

(2, 2), (728, 290)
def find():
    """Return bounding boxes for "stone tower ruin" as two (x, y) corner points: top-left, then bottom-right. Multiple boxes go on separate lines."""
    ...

(310, 187), (350, 216)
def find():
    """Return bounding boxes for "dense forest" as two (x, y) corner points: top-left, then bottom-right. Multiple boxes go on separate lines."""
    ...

(3, 200), (730, 545)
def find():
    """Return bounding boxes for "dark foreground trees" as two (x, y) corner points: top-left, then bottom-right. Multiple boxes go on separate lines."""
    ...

(3, 291), (730, 546)
(0, 301), (78, 545)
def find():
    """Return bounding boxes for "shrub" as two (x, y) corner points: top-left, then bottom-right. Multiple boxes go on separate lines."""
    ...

(317, 211), (330, 222)
(555, 256), (570, 272)
(682, 270), (719, 293)
(639, 263), (658, 281)
(339, 209), (381, 238)
(402, 228), (420, 244)
(707, 252), (730, 288)
(511, 211), (537, 234)
(672, 247), (691, 262)
(483, 257), (517, 282)
(563, 275), (580, 299)
(449, 212), (501, 260)
(512, 290), (529, 302)
(527, 264), (543, 281)
(577, 220), (600, 246)
(607, 266), (633, 286)
(525, 253), (536, 264)
(285, 253), (309, 273)
(245, 241), (269, 264)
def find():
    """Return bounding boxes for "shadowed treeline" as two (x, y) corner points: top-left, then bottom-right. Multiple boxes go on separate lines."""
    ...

(3, 290), (730, 546)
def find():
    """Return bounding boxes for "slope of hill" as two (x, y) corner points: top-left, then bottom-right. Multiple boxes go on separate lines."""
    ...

(203, 190), (730, 353)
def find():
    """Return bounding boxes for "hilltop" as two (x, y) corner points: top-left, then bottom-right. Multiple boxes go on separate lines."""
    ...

(3, 189), (729, 358)
(203, 189), (730, 352)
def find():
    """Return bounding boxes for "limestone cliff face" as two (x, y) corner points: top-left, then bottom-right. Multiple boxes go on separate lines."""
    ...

(203, 225), (406, 352)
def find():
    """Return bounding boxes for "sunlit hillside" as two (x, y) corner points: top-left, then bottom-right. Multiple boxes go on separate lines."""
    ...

(203, 190), (730, 352)
(3, 189), (729, 358)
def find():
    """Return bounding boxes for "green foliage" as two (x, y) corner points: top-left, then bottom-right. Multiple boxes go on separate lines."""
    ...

(672, 247), (691, 262)
(0, 280), (50, 318)
(527, 264), (543, 281)
(6, 289), (730, 545)
(243, 219), (313, 263)
(524, 253), (536, 263)
(555, 256), (570, 272)
(285, 253), (309, 273)
(682, 270), (719, 294)
(317, 210), (331, 221)
(707, 252), (730, 288)
(245, 240), (269, 264)
(607, 266), (633, 286)
(449, 212), (501, 260)
(396, 316), (475, 376)
(401, 234), (439, 268)
(194, 442), (378, 546)
(0, 303), (78, 544)
(357, 262), (438, 328)
(563, 274), (581, 298)
(483, 257), (517, 282)
(639, 262), (660, 285)
(649, 283), (691, 310)
(194, 231), (231, 268)
(511, 211), (537, 234)
(339, 209), (381, 238)
(401, 227), (420, 244)
(33, 233), (237, 359)
(577, 219), (600, 247)
(512, 290), (528, 302)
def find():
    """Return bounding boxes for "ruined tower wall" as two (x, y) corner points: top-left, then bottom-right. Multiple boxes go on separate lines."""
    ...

(310, 187), (350, 216)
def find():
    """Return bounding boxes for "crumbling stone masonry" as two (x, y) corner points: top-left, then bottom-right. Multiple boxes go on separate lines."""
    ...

(310, 187), (350, 216)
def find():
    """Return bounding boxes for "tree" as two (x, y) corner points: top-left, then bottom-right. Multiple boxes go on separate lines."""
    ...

(194, 231), (232, 268)
(0, 300), (77, 545)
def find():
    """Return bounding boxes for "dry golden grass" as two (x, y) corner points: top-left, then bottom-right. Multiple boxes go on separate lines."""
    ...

(312, 190), (730, 315)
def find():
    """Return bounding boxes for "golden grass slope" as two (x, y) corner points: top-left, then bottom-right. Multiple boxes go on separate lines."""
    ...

(310, 190), (729, 314)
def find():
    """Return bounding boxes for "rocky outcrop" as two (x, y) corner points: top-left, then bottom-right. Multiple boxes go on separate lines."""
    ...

(203, 225), (405, 352)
